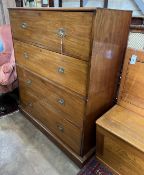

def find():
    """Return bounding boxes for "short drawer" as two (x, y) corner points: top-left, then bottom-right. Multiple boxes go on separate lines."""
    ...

(9, 9), (93, 61)
(17, 66), (85, 127)
(19, 87), (82, 155)
(15, 41), (88, 96)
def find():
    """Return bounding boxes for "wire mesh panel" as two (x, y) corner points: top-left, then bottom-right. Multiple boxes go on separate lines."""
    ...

(128, 32), (144, 50)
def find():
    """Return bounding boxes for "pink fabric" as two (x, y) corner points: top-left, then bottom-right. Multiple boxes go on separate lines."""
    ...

(0, 24), (18, 94)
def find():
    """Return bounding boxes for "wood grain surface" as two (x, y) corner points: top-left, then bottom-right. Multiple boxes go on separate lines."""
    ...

(18, 72), (82, 155)
(14, 40), (88, 96)
(96, 125), (144, 175)
(118, 48), (144, 117)
(96, 48), (144, 175)
(96, 105), (144, 152)
(17, 66), (86, 128)
(82, 9), (132, 155)
(9, 7), (97, 11)
(10, 10), (94, 60)
(9, 8), (132, 166)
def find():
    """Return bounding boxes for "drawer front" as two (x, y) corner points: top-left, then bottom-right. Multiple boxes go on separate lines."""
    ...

(17, 66), (85, 127)
(19, 85), (82, 155)
(15, 41), (88, 96)
(10, 10), (93, 61)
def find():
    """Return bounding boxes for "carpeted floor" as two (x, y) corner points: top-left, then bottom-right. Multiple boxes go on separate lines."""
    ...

(0, 89), (113, 175)
(77, 157), (113, 175)
(0, 112), (79, 175)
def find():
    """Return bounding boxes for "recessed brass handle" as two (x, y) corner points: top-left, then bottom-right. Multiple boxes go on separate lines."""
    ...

(58, 98), (65, 105)
(57, 124), (64, 132)
(28, 103), (33, 107)
(23, 52), (29, 59)
(58, 67), (64, 74)
(26, 80), (32, 85)
(26, 102), (33, 107)
(57, 28), (66, 38)
(21, 22), (28, 29)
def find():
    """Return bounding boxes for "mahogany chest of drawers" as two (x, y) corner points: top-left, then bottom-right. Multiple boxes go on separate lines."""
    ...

(9, 8), (131, 166)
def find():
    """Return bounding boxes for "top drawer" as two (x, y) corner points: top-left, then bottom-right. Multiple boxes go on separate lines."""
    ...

(9, 10), (94, 61)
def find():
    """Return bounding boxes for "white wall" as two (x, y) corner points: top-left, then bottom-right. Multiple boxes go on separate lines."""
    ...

(0, 0), (16, 25)
(54, 0), (103, 8)
(54, 0), (143, 17)
(107, 0), (143, 16)
(0, 2), (4, 25)
(2, 0), (142, 18)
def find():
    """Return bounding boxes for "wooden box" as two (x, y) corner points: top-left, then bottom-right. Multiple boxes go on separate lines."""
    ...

(9, 8), (131, 167)
(96, 48), (144, 174)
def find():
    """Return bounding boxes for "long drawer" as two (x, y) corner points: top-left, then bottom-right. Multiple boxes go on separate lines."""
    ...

(15, 41), (88, 96)
(17, 66), (85, 127)
(9, 9), (93, 61)
(19, 81), (82, 155)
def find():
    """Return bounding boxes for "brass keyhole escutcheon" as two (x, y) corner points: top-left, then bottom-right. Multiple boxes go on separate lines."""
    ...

(57, 124), (64, 132)
(58, 67), (65, 74)
(23, 52), (29, 59)
(26, 80), (32, 86)
(57, 28), (66, 38)
(58, 98), (65, 105)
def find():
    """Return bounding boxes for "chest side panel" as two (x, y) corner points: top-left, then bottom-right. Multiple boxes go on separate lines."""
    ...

(82, 9), (132, 155)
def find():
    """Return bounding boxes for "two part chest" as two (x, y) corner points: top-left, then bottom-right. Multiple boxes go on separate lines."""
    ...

(9, 8), (131, 166)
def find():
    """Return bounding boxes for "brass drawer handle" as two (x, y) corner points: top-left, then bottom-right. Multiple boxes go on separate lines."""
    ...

(28, 103), (33, 107)
(58, 67), (64, 74)
(57, 28), (66, 38)
(57, 124), (64, 132)
(23, 52), (29, 59)
(26, 80), (32, 85)
(21, 22), (28, 29)
(58, 98), (65, 105)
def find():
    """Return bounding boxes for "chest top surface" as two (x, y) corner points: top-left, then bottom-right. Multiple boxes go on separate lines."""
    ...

(8, 7), (96, 11)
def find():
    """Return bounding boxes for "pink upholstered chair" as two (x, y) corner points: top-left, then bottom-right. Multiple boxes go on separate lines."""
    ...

(0, 24), (18, 94)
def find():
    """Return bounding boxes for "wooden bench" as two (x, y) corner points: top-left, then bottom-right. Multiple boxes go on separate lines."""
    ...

(96, 48), (144, 175)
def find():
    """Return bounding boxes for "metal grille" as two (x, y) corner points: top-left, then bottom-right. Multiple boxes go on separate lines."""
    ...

(128, 32), (144, 50)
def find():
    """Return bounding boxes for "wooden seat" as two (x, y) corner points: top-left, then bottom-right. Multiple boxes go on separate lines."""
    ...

(96, 48), (144, 175)
(97, 105), (144, 153)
